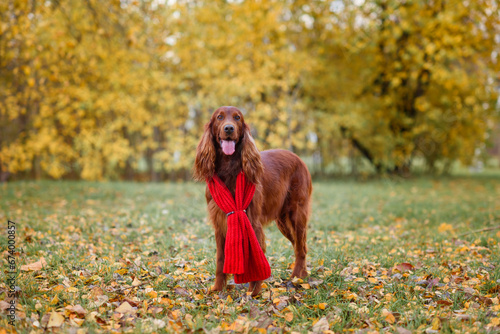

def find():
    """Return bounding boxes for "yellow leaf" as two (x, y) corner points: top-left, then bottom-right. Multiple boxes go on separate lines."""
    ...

(227, 295), (233, 303)
(438, 223), (453, 233)
(115, 302), (135, 314)
(382, 309), (395, 324)
(285, 312), (293, 322)
(115, 268), (128, 275)
(52, 285), (65, 292)
(368, 277), (378, 284)
(431, 317), (441, 330)
(318, 303), (327, 310)
(50, 295), (59, 305)
(171, 309), (182, 320)
(47, 312), (65, 328)
(301, 283), (311, 289)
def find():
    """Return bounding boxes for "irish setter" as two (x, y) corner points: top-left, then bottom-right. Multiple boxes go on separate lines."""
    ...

(194, 106), (312, 296)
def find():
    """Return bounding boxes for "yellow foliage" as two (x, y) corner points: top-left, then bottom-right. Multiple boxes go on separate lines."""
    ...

(0, 0), (498, 179)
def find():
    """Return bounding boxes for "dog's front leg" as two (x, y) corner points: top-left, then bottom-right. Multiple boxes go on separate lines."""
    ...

(211, 228), (227, 292)
(248, 215), (266, 297)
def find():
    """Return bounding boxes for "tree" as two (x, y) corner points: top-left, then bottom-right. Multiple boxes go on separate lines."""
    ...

(304, 0), (500, 174)
(1, 0), (498, 180)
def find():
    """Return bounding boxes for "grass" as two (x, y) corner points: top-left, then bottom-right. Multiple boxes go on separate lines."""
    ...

(0, 175), (499, 333)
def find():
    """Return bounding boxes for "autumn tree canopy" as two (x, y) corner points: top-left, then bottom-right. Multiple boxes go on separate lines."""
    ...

(1, 0), (499, 180)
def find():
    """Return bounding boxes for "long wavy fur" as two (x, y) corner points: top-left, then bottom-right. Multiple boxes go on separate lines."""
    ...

(193, 121), (216, 181)
(241, 124), (264, 185)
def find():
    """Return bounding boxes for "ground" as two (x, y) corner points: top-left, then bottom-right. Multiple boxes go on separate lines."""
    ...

(0, 175), (499, 333)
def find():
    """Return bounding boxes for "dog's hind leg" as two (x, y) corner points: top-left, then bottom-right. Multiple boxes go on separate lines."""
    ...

(282, 169), (311, 279)
(289, 208), (308, 278)
(277, 210), (308, 278)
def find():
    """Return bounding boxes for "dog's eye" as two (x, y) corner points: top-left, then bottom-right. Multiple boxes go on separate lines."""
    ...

(217, 114), (224, 120)
(234, 115), (240, 121)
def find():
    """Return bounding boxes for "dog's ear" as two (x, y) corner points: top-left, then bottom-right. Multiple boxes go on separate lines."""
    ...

(194, 121), (216, 181)
(241, 124), (264, 184)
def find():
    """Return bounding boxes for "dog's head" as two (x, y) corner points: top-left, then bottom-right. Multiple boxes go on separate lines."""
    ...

(193, 106), (263, 183)
(211, 106), (245, 156)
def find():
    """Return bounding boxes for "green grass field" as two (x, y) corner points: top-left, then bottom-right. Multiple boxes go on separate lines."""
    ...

(1, 176), (499, 333)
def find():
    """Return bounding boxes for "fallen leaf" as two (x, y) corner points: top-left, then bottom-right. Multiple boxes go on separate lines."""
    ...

(395, 262), (414, 272)
(455, 314), (471, 321)
(90, 287), (104, 297)
(152, 319), (166, 329)
(318, 303), (327, 310)
(132, 278), (142, 286)
(174, 287), (189, 296)
(47, 312), (65, 328)
(437, 300), (453, 306)
(285, 312), (293, 322)
(89, 295), (108, 308)
(382, 309), (396, 324)
(490, 318), (500, 327)
(312, 317), (329, 333)
(65, 305), (87, 317)
(0, 301), (11, 311)
(115, 302), (135, 314)
(427, 278), (440, 289)
(431, 317), (440, 330)
(463, 287), (475, 294)
(21, 257), (47, 271)
(146, 290), (158, 298)
(52, 285), (65, 292)
(171, 309), (182, 320)
(438, 223), (453, 233)
(50, 295), (59, 305)
(41, 313), (51, 327)
(308, 277), (324, 287)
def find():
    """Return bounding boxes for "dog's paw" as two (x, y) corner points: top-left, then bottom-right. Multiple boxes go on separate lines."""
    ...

(248, 281), (262, 297)
(291, 268), (308, 279)
(209, 285), (223, 293)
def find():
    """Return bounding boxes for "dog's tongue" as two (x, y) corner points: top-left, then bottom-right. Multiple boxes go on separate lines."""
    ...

(221, 140), (235, 155)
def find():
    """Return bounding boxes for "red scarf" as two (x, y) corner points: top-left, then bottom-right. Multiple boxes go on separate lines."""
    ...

(207, 172), (271, 284)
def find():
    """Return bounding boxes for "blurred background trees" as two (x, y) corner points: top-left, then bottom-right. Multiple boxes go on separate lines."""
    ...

(1, 0), (499, 181)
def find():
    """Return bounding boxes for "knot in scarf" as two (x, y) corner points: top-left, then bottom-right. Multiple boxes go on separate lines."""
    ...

(207, 172), (271, 284)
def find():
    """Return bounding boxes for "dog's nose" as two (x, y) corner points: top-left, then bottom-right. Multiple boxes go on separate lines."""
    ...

(224, 124), (234, 134)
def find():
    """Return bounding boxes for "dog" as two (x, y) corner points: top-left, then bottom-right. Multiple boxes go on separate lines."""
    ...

(194, 106), (312, 296)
